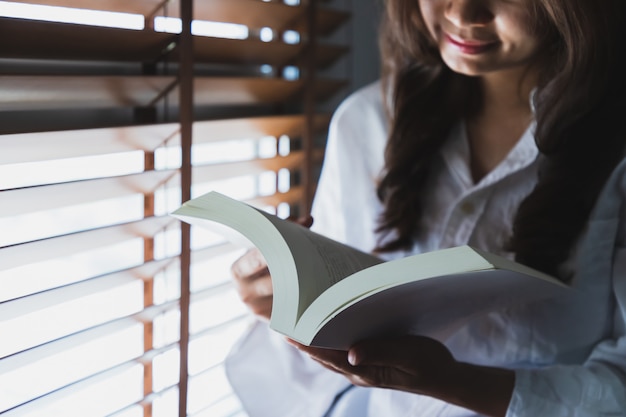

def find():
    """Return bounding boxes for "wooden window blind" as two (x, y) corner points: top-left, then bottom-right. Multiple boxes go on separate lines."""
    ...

(0, 1), (349, 416)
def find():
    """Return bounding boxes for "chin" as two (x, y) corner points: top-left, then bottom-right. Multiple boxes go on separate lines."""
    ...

(442, 61), (488, 77)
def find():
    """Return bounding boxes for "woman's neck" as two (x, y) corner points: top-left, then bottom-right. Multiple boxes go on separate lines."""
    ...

(480, 68), (536, 115)
(465, 69), (536, 183)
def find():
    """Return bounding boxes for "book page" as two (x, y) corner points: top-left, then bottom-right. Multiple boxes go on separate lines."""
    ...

(299, 268), (569, 349)
(172, 191), (382, 332)
(172, 194), (570, 347)
(172, 192), (301, 332)
(259, 211), (382, 319)
(290, 246), (569, 348)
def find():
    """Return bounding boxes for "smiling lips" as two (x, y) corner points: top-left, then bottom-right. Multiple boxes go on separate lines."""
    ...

(444, 34), (499, 54)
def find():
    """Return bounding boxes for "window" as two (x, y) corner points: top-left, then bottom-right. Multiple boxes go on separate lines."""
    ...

(0, 1), (349, 416)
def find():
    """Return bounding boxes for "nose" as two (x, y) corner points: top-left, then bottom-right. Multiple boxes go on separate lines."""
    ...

(444, 0), (494, 27)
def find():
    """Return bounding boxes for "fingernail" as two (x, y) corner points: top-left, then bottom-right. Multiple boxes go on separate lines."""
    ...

(348, 350), (358, 366)
(249, 257), (261, 269)
(255, 280), (271, 296)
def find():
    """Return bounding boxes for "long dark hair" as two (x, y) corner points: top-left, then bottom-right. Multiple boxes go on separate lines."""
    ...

(375, 0), (626, 279)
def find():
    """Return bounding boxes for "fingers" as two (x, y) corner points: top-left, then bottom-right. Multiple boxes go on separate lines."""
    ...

(238, 275), (273, 318)
(231, 248), (268, 280)
(287, 341), (382, 388)
(350, 336), (454, 370)
(228, 213), (311, 319)
(287, 340), (353, 373)
(231, 248), (273, 320)
(346, 337), (457, 391)
(287, 341), (355, 376)
(287, 215), (314, 228)
(289, 337), (457, 394)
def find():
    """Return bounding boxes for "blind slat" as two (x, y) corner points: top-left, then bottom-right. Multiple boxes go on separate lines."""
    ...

(0, 170), (178, 215)
(0, 114), (331, 165)
(192, 114), (331, 144)
(0, 319), (144, 409)
(192, 152), (304, 183)
(244, 186), (305, 208)
(0, 216), (175, 271)
(4, 0), (166, 16)
(0, 17), (176, 62)
(0, 244), (179, 314)
(0, 272), (141, 322)
(193, 36), (347, 69)
(8, 0), (349, 35)
(193, 77), (346, 107)
(0, 75), (176, 110)
(0, 75), (346, 110)
(0, 277), (144, 358)
(0, 123), (179, 165)
(0, 17), (347, 69)
(192, 0), (349, 35)
(0, 360), (145, 416)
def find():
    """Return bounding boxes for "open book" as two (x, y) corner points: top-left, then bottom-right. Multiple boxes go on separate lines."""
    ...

(172, 191), (569, 350)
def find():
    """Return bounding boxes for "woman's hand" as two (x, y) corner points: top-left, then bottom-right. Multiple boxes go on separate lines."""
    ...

(288, 336), (514, 417)
(231, 247), (273, 320)
(288, 336), (456, 395)
(230, 215), (314, 321)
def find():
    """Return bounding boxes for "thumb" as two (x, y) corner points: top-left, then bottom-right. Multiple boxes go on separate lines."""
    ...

(349, 336), (453, 370)
(287, 215), (314, 228)
(346, 337), (456, 392)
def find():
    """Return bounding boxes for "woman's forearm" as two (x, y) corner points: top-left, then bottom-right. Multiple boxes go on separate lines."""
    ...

(429, 362), (515, 417)
(292, 336), (515, 417)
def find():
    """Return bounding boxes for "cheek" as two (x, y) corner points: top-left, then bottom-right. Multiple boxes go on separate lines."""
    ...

(497, 11), (539, 50)
(418, 0), (440, 40)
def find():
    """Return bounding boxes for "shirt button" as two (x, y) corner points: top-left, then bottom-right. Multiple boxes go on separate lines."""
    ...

(460, 201), (474, 215)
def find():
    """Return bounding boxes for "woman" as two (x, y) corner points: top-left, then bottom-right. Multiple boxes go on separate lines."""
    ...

(226, 0), (626, 415)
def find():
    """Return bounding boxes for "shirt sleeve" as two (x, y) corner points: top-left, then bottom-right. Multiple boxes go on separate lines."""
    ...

(506, 161), (626, 417)
(224, 321), (351, 417)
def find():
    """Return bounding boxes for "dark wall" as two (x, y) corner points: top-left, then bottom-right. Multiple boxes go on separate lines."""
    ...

(346, 0), (383, 90)
(322, 0), (382, 106)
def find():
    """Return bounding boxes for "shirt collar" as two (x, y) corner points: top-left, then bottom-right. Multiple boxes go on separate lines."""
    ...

(440, 119), (539, 192)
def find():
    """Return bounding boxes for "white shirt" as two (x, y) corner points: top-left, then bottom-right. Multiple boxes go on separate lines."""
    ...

(225, 81), (626, 416)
